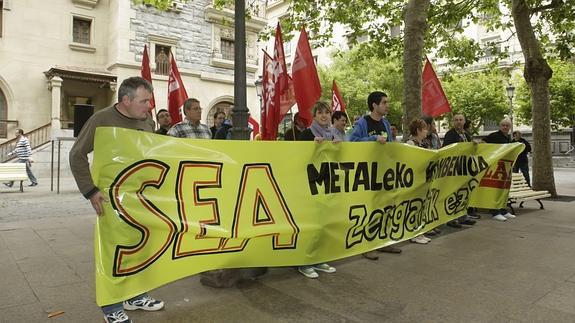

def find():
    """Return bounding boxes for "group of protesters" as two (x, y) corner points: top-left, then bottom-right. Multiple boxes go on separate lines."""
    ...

(68, 76), (531, 323)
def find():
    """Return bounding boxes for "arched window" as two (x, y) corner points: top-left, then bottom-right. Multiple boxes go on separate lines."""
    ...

(0, 88), (7, 138)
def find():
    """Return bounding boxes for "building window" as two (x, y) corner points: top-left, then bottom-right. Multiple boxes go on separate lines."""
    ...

(221, 39), (234, 61)
(69, 15), (95, 52)
(73, 17), (92, 44)
(155, 45), (171, 76)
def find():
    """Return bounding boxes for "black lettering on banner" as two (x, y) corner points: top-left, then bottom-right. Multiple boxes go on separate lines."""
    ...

(353, 162), (370, 191)
(340, 162), (355, 192)
(307, 162), (329, 195)
(444, 186), (471, 215)
(330, 162), (341, 193)
(344, 191), (441, 249)
(110, 160), (177, 277)
(346, 205), (368, 248)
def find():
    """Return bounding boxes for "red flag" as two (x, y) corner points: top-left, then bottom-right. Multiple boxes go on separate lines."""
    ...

(248, 116), (260, 139)
(141, 45), (156, 110)
(331, 79), (346, 113)
(167, 51), (188, 124)
(422, 58), (451, 117)
(260, 25), (294, 140)
(261, 50), (273, 140)
(292, 27), (322, 127)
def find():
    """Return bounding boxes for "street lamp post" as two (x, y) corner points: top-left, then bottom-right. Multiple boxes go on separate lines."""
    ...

(230, 0), (250, 140)
(506, 84), (515, 135)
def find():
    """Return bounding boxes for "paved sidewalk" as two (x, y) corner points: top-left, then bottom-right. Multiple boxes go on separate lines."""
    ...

(1, 171), (575, 322)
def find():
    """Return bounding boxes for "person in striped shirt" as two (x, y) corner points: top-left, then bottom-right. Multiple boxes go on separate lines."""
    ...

(4, 128), (38, 187)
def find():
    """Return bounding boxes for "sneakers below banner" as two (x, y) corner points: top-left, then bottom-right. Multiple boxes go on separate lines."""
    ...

(104, 310), (132, 323)
(492, 214), (507, 222)
(123, 295), (164, 311)
(411, 235), (430, 244)
(298, 266), (319, 279)
(312, 263), (336, 273)
(503, 212), (516, 219)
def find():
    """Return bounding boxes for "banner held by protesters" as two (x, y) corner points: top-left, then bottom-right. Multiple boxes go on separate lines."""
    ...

(92, 128), (522, 306)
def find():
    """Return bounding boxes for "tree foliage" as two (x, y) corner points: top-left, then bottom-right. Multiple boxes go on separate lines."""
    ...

(317, 49), (404, 129)
(441, 70), (510, 134)
(515, 59), (575, 129)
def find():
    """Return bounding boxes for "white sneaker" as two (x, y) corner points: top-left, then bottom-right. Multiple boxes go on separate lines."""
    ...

(503, 212), (516, 219)
(493, 214), (507, 222)
(123, 295), (164, 311)
(298, 266), (319, 279)
(312, 263), (336, 273)
(411, 235), (429, 244)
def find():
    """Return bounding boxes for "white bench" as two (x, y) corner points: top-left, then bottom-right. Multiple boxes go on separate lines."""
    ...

(507, 173), (551, 214)
(0, 163), (28, 192)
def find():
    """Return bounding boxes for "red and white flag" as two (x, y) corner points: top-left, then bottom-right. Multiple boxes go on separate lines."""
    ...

(261, 50), (273, 140)
(248, 116), (260, 140)
(331, 79), (346, 113)
(167, 51), (188, 124)
(292, 27), (322, 127)
(422, 57), (451, 117)
(140, 44), (156, 110)
(260, 24), (294, 140)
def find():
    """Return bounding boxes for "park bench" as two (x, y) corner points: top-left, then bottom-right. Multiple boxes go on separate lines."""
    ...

(0, 163), (28, 192)
(507, 173), (551, 214)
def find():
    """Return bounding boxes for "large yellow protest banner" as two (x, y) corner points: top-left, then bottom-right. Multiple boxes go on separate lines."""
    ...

(92, 128), (523, 305)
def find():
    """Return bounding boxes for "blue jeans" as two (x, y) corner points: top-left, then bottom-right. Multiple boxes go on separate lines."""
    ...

(7, 159), (37, 185)
(513, 162), (530, 187)
(101, 293), (146, 315)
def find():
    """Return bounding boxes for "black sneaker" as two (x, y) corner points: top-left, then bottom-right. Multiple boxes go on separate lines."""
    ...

(28, 183), (38, 187)
(446, 221), (462, 229)
(104, 309), (131, 323)
(468, 213), (481, 219)
(3, 182), (13, 188)
(460, 219), (476, 225)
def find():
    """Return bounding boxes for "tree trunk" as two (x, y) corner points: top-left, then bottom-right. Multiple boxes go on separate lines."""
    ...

(402, 0), (430, 140)
(511, 0), (557, 196)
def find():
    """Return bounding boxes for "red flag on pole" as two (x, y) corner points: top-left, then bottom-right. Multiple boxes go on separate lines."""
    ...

(141, 45), (156, 110)
(331, 79), (346, 113)
(167, 51), (188, 124)
(261, 25), (293, 140)
(292, 27), (322, 127)
(248, 116), (260, 139)
(422, 57), (451, 117)
(261, 50), (273, 140)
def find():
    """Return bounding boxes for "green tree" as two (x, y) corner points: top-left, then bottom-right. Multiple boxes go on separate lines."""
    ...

(515, 59), (575, 129)
(442, 71), (510, 134)
(317, 49), (404, 128)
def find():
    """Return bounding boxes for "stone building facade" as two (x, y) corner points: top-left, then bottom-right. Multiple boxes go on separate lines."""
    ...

(0, 0), (265, 141)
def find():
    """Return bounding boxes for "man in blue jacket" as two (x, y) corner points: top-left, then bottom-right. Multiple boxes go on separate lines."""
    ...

(350, 91), (392, 143)
(350, 91), (401, 260)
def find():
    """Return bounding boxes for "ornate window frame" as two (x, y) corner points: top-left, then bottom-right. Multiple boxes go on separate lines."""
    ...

(204, 5), (265, 73)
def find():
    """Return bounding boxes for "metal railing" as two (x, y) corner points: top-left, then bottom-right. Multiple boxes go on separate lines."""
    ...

(0, 123), (52, 163)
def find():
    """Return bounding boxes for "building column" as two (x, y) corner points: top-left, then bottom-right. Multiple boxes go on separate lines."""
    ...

(48, 76), (63, 138)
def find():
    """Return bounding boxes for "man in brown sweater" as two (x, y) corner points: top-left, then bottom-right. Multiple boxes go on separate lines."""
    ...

(69, 76), (164, 323)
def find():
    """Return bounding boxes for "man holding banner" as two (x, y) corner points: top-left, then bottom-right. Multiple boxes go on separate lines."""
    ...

(69, 77), (165, 323)
(350, 91), (401, 258)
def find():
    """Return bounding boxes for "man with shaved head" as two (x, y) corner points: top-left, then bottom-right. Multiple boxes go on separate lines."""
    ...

(484, 118), (515, 222)
(442, 113), (478, 228)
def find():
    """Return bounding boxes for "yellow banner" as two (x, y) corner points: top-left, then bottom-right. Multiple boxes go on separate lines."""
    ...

(92, 127), (522, 306)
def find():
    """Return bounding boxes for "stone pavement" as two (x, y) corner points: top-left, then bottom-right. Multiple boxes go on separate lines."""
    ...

(1, 170), (575, 323)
